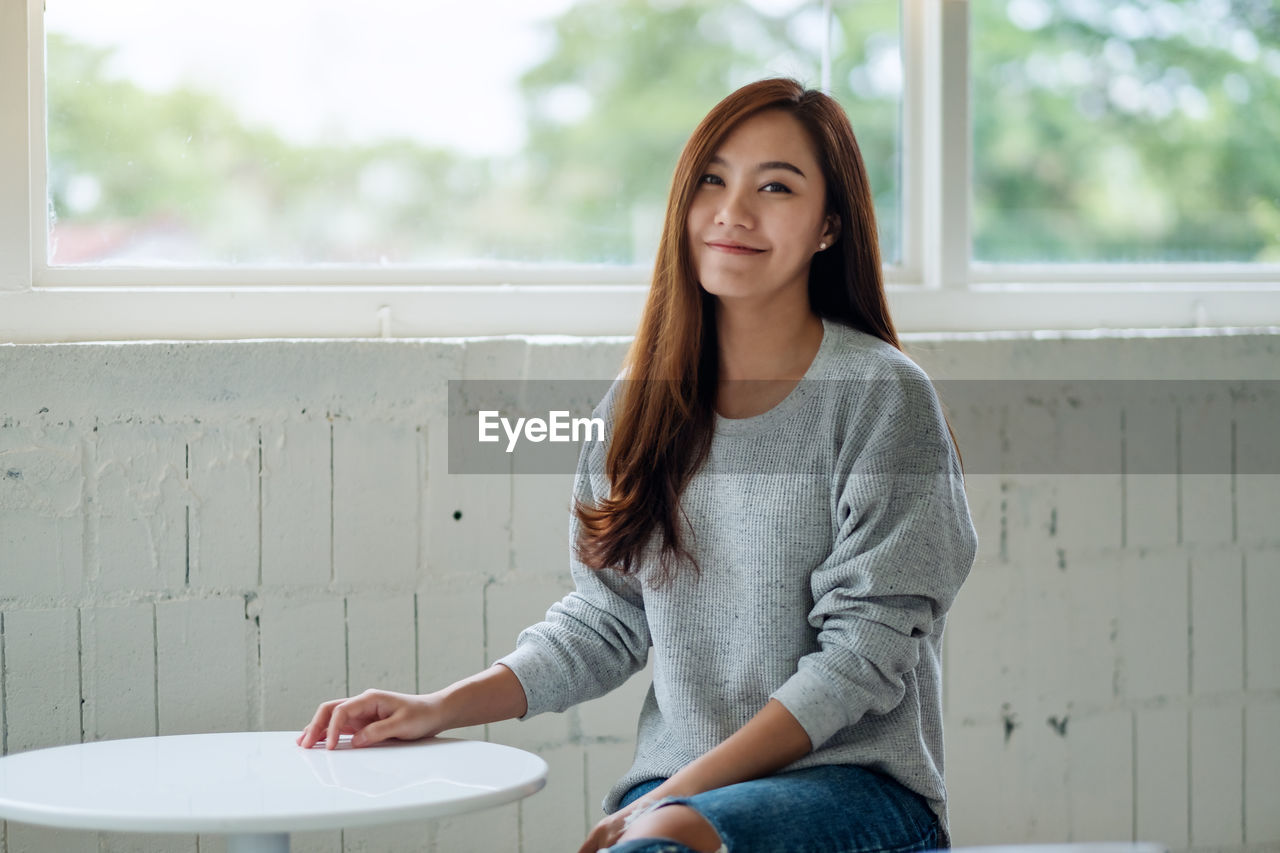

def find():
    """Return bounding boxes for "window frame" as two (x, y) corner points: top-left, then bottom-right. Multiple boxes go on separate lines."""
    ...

(2, 0), (1278, 344)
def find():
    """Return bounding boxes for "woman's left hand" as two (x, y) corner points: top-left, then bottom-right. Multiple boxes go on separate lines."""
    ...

(577, 795), (657, 853)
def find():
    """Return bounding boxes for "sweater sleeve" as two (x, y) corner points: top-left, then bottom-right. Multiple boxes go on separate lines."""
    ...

(495, 434), (652, 719)
(769, 362), (978, 749)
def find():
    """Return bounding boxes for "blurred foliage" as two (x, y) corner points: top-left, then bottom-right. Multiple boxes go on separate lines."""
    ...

(44, 0), (1280, 266)
(45, 1), (899, 264)
(46, 33), (508, 262)
(514, 0), (898, 261)
(972, 0), (1280, 262)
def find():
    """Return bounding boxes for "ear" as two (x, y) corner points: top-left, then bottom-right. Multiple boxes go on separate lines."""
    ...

(821, 212), (841, 247)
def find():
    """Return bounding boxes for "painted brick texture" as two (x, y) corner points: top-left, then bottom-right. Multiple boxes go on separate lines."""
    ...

(1, 334), (1276, 853)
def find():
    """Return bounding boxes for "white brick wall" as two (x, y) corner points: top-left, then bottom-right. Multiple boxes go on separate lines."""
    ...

(0, 427), (82, 600)
(1067, 711), (1134, 842)
(345, 593), (417, 695)
(332, 421), (419, 588)
(1190, 547), (1244, 696)
(1180, 399), (1233, 545)
(261, 419), (332, 587)
(156, 597), (252, 735)
(1245, 549), (1280, 692)
(1136, 707), (1189, 849)
(1119, 548), (1188, 701)
(1245, 703), (1280, 845)
(1190, 705), (1244, 848)
(259, 597), (346, 730)
(188, 423), (260, 590)
(2, 609), (79, 753)
(91, 424), (187, 594)
(80, 603), (155, 742)
(1, 332), (1278, 853)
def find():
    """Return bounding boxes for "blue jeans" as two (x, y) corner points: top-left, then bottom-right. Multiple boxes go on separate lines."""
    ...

(604, 764), (940, 853)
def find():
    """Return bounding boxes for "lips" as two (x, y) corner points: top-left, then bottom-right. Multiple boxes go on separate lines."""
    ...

(706, 240), (765, 254)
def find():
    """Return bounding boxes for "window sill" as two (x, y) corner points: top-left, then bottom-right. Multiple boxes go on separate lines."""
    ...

(3, 280), (1279, 343)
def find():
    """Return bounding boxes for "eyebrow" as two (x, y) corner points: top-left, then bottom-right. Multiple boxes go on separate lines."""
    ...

(708, 155), (806, 178)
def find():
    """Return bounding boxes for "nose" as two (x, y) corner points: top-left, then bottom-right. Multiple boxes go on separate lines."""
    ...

(714, 183), (754, 229)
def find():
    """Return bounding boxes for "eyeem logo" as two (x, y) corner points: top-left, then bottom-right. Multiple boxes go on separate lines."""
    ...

(478, 410), (606, 453)
(449, 380), (615, 474)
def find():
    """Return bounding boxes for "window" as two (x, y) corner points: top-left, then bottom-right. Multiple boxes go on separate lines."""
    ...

(972, 0), (1280, 264)
(43, 0), (900, 267)
(1, 0), (1276, 343)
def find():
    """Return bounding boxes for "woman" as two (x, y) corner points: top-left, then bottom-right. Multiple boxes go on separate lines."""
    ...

(298, 78), (978, 853)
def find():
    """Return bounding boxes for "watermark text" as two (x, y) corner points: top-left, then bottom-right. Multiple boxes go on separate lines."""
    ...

(478, 410), (605, 453)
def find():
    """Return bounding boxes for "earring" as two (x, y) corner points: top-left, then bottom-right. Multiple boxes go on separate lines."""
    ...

(818, 242), (827, 250)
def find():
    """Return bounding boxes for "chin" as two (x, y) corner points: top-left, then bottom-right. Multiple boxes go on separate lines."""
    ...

(700, 286), (765, 304)
(695, 269), (750, 296)
(697, 278), (745, 299)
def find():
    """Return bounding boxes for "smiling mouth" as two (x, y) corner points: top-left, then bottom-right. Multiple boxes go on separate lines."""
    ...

(706, 241), (766, 255)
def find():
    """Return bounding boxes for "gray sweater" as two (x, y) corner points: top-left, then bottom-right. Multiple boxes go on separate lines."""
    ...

(496, 316), (979, 840)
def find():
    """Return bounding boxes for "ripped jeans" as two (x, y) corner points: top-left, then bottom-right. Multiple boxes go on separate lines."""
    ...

(601, 764), (941, 853)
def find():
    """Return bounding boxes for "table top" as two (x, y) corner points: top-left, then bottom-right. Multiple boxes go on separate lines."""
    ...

(0, 732), (548, 834)
(957, 840), (1167, 845)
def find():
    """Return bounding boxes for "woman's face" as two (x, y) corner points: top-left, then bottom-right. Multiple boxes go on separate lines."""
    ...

(686, 109), (837, 307)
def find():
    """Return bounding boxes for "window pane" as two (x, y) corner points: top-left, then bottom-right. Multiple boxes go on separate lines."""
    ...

(972, 0), (1280, 263)
(830, 0), (902, 265)
(47, 0), (897, 267)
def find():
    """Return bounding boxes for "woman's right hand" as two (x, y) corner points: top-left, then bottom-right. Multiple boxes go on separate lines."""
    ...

(296, 689), (446, 750)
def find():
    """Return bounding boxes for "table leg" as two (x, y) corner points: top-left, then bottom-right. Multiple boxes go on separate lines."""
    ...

(226, 832), (289, 853)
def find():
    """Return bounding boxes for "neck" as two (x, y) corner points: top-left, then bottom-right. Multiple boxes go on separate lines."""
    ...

(714, 297), (823, 382)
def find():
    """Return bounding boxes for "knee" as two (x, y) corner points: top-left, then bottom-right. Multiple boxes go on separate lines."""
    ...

(617, 804), (724, 853)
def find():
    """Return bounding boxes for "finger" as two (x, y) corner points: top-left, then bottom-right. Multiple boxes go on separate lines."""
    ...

(299, 718), (321, 744)
(576, 823), (608, 853)
(298, 712), (321, 748)
(326, 700), (351, 750)
(299, 700), (340, 748)
(351, 715), (397, 748)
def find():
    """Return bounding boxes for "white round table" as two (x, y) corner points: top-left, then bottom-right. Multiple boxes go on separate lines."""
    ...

(952, 840), (1172, 845)
(0, 732), (547, 853)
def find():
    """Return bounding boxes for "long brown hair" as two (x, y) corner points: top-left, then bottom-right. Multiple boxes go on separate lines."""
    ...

(574, 77), (963, 585)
